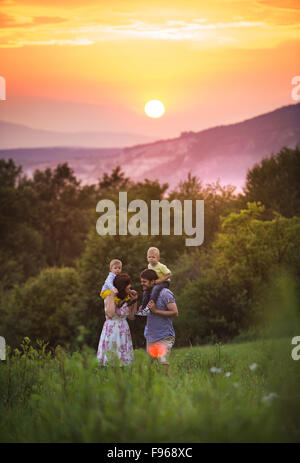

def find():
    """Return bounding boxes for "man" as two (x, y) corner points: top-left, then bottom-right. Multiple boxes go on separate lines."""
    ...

(140, 269), (178, 375)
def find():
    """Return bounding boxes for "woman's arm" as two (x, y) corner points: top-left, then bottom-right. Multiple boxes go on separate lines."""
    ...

(105, 294), (116, 319)
(128, 298), (138, 320)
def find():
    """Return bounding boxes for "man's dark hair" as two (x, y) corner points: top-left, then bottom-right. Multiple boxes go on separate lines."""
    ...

(140, 269), (158, 281)
(113, 273), (131, 300)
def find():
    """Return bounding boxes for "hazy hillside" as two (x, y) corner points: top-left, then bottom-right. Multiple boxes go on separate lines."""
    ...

(0, 146), (121, 184)
(0, 120), (156, 149)
(118, 102), (300, 189)
(1, 103), (299, 189)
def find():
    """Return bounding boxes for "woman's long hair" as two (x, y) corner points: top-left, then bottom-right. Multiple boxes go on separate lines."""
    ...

(113, 273), (131, 300)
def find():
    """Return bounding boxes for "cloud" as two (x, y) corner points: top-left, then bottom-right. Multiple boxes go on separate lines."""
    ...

(31, 16), (67, 26)
(0, 13), (17, 27)
(0, 6), (299, 49)
(258, 1), (300, 11)
(0, 13), (66, 28)
(74, 19), (268, 41)
(13, 38), (94, 46)
(255, 0), (300, 26)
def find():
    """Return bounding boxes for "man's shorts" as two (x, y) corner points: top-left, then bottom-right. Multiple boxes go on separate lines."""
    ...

(146, 335), (175, 365)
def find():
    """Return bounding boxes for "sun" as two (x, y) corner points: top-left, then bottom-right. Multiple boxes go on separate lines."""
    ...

(144, 100), (165, 118)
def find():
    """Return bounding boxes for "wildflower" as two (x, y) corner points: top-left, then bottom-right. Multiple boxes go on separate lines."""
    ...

(210, 366), (222, 373)
(249, 363), (258, 371)
(261, 392), (279, 404)
(224, 372), (231, 377)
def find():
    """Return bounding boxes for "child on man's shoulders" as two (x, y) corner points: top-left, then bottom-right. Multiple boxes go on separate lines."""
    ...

(136, 246), (171, 316)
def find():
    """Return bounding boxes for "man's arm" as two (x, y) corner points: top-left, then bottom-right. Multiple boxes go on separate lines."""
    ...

(148, 300), (178, 317)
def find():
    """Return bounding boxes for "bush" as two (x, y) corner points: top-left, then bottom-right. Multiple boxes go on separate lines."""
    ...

(1, 267), (81, 349)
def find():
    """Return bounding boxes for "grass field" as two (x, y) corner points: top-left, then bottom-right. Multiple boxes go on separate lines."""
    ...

(0, 337), (299, 443)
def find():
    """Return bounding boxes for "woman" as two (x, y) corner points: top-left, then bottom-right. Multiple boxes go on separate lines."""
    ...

(97, 273), (138, 366)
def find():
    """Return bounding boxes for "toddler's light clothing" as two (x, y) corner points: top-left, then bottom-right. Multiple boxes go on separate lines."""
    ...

(100, 271), (116, 299)
(148, 262), (171, 280)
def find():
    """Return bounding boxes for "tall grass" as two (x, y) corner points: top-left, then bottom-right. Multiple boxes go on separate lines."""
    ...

(1, 271), (299, 443)
(0, 336), (299, 443)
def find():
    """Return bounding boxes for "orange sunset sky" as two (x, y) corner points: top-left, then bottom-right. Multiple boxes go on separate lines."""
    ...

(0, 0), (299, 137)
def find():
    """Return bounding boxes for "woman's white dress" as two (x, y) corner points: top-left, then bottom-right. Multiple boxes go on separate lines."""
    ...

(97, 300), (134, 366)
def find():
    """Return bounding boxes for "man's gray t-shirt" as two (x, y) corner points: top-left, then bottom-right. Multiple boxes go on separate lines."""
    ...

(144, 288), (176, 343)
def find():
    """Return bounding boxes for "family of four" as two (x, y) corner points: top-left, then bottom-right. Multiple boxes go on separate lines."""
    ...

(97, 247), (178, 374)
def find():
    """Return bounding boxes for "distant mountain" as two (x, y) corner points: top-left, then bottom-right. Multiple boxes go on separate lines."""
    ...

(0, 146), (122, 183)
(1, 103), (299, 189)
(0, 120), (156, 149)
(118, 102), (300, 189)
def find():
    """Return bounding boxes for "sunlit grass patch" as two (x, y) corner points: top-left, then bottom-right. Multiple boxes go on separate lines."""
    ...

(0, 336), (299, 442)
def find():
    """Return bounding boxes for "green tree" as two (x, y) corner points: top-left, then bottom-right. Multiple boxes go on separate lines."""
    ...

(98, 165), (132, 200)
(214, 202), (300, 295)
(172, 202), (300, 344)
(28, 163), (95, 267)
(169, 172), (239, 248)
(0, 159), (45, 289)
(2, 267), (81, 349)
(174, 270), (250, 345)
(243, 145), (300, 218)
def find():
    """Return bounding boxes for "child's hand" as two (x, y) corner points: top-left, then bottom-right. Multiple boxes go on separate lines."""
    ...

(112, 287), (119, 295)
(155, 279), (160, 285)
(129, 289), (137, 298)
(148, 300), (157, 313)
